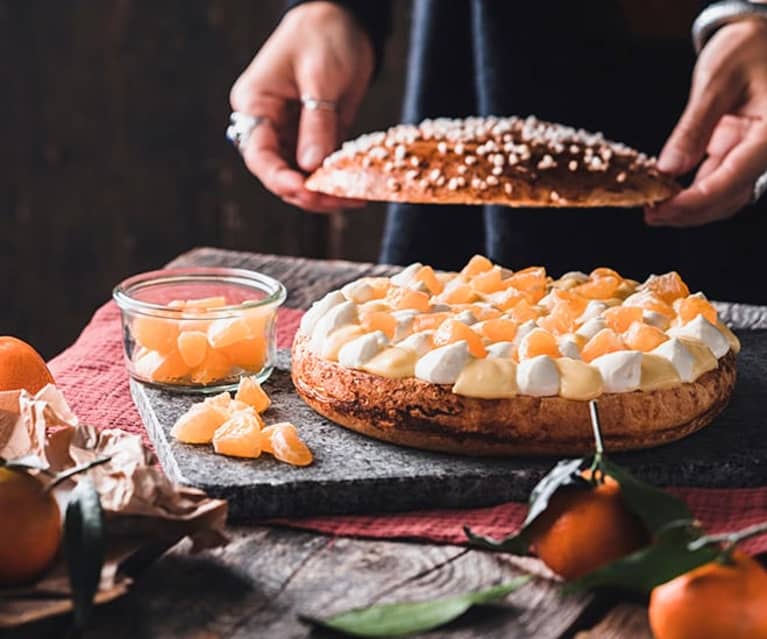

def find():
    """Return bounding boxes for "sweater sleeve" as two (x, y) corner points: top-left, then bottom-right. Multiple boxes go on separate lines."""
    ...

(285, 1), (393, 77)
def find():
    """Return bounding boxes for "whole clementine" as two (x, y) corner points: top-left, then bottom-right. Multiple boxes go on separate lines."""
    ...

(649, 550), (767, 639)
(528, 475), (648, 580)
(0, 336), (54, 394)
(0, 467), (62, 585)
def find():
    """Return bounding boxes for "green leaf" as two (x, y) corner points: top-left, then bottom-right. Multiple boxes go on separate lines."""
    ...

(301, 576), (531, 638)
(465, 458), (588, 552)
(564, 526), (718, 596)
(599, 458), (693, 536)
(64, 477), (105, 630)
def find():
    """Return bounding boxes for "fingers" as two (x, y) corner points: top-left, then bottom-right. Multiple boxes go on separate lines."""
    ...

(646, 121), (767, 227)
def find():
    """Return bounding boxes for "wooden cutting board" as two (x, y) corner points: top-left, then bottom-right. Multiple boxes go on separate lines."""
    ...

(132, 331), (767, 522)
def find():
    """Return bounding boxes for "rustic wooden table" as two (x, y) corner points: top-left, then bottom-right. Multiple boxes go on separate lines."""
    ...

(11, 248), (767, 639)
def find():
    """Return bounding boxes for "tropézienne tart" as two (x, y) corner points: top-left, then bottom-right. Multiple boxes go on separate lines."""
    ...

(306, 116), (679, 207)
(291, 256), (738, 456)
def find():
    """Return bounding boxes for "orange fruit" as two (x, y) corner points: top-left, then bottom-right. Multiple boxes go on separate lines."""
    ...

(477, 318), (518, 343)
(0, 336), (54, 394)
(623, 290), (676, 318)
(414, 266), (444, 295)
(433, 319), (487, 358)
(471, 267), (505, 294)
(529, 475), (647, 580)
(134, 349), (190, 383)
(649, 550), (767, 639)
(0, 468), (61, 585)
(591, 267), (622, 280)
(537, 298), (585, 335)
(361, 311), (397, 340)
(190, 349), (232, 385)
(176, 331), (209, 368)
(643, 272), (690, 304)
(507, 299), (542, 324)
(171, 401), (230, 443)
(132, 316), (180, 352)
(675, 295), (718, 325)
(235, 376), (271, 413)
(602, 306), (643, 333)
(212, 411), (263, 458)
(506, 266), (546, 291)
(411, 312), (451, 333)
(440, 284), (478, 305)
(459, 304), (502, 321)
(207, 317), (252, 349)
(517, 328), (561, 360)
(581, 328), (626, 363)
(218, 336), (267, 372)
(386, 287), (431, 313)
(460, 255), (494, 279)
(183, 296), (228, 310)
(623, 321), (669, 352)
(263, 422), (313, 466)
(573, 276), (621, 300)
(490, 287), (525, 311)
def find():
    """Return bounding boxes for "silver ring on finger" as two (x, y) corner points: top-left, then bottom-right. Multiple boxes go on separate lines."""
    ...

(753, 170), (767, 203)
(226, 111), (272, 154)
(300, 95), (338, 112)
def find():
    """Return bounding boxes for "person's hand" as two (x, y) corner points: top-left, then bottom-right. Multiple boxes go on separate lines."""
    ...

(230, 1), (373, 212)
(646, 19), (767, 226)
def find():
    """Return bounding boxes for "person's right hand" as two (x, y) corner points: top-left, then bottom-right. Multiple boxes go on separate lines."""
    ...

(230, 1), (374, 213)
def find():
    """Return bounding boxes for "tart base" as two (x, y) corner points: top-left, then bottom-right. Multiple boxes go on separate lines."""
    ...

(291, 334), (736, 456)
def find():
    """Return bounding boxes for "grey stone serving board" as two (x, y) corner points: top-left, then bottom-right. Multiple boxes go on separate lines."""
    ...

(132, 331), (767, 522)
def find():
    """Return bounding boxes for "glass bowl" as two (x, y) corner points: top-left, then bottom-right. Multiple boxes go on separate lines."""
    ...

(113, 267), (287, 393)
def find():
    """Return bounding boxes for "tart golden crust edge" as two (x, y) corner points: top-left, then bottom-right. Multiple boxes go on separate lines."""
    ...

(291, 334), (736, 456)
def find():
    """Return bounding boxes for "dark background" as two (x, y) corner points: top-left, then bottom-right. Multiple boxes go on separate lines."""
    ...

(0, 0), (410, 358)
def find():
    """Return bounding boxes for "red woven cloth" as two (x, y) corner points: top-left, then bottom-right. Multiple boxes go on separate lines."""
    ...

(49, 301), (767, 554)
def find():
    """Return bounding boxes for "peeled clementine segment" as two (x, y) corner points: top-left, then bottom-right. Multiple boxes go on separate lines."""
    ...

(219, 336), (267, 371)
(518, 328), (561, 360)
(414, 265), (443, 295)
(412, 312), (451, 332)
(623, 321), (669, 352)
(242, 306), (275, 336)
(134, 349), (190, 383)
(591, 267), (622, 280)
(132, 316), (179, 352)
(264, 422), (313, 466)
(506, 266), (546, 291)
(183, 296), (228, 310)
(176, 331), (209, 368)
(235, 375), (271, 413)
(190, 349), (232, 385)
(204, 391), (235, 417)
(477, 318), (518, 342)
(212, 411), (263, 458)
(581, 328), (626, 363)
(507, 299), (542, 324)
(471, 266), (505, 294)
(573, 276), (620, 300)
(490, 287), (525, 311)
(460, 254), (494, 279)
(675, 295), (717, 325)
(168, 300), (187, 310)
(602, 306), (644, 333)
(549, 288), (588, 314)
(521, 285), (547, 305)
(386, 287), (431, 312)
(207, 317), (252, 349)
(171, 401), (229, 444)
(642, 271), (690, 304)
(623, 290), (675, 318)
(536, 312), (571, 336)
(454, 304), (502, 321)
(433, 319), (487, 358)
(361, 311), (397, 340)
(440, 284), (479, 305)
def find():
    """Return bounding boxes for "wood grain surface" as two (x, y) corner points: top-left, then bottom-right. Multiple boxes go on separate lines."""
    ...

(10, 248), (767, 639)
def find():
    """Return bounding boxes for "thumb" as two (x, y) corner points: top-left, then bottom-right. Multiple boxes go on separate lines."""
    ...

(295, 74), (343, 173)
(658, 76), (735, 176)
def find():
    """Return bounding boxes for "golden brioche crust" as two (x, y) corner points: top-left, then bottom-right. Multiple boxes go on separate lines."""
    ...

(291, 334), (736, 456)
(306, 116), (680, 207)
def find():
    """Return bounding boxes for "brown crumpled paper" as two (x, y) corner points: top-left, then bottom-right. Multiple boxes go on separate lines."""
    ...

(0, 385), (228, 628)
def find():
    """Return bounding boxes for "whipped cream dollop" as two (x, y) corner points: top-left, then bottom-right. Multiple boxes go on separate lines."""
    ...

(453, 358), (517, 398)
(557, 336), (582, 360)
(486, 341), (515, 359)
(391, 310), (417, 341)
(517, 355), (560, 396)
(579, 301), (608, 324)
(310, 301), (358, 353)
(642, 310), (670, 330)
(576, 317), (607, 340)
(300, 290), (346, 335)
(390, 262), (423, 288)
(591, 351), (642, 393)
(668, 315), (730, 358)
(398, 330), (435, 357)
(652, 337), (695, 382)
(341, 278), (382, 304)
(415, 341), (471, 384)
(454, 310), (478, 325)
(338, 330), (388, 369)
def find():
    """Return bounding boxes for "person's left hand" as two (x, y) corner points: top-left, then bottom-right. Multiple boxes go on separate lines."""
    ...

(646, 19), (767, 226)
